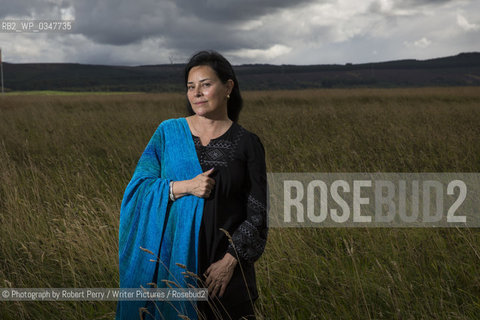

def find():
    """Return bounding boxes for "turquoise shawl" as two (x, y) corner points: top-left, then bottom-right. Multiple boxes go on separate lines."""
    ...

(116, 118), (204, 319)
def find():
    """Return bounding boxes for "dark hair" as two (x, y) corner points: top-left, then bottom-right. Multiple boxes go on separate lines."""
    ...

(184, 50), (243, 122)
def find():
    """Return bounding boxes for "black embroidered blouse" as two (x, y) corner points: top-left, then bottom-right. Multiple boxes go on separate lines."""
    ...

(192, 121), (268, 307)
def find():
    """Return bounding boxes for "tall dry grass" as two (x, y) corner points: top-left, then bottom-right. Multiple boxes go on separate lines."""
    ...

(0, 87), (480, 319)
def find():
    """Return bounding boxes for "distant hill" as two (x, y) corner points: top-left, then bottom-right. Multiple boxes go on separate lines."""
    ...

(2, 52), (480, 92)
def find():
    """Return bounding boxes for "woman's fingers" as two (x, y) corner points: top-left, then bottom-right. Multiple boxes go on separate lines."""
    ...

(219, 283), (227, 298)
(205, 263), (219, 297)
(204, 268), (212, 285)
(207, 279), (216, 294)
(201, 177), (214, 197)
(212, 283), (221, 298)
(203, 177), (215, 189)
(190, 170), (216, 198)
(207, 276), (221, 298)
(195, 168), (215, 197)
(204, 258), (235, 298)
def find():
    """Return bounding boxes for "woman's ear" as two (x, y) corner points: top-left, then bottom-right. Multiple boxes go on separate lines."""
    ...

(226, 79), (234, 95)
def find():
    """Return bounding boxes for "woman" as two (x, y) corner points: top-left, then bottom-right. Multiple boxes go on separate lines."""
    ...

(116, 50), (268, 320)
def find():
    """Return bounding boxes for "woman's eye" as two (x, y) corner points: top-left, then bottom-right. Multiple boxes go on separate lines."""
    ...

(202, 83), (211, 87)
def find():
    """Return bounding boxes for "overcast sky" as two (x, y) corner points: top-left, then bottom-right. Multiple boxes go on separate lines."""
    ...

(0, 0), (479, 66)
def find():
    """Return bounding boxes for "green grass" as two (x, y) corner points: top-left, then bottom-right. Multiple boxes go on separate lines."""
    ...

(2, 90), (144, 96)
(0, 87), (480, 319)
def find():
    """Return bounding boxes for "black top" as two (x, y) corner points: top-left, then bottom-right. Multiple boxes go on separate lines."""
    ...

(192, 122), (268, 307)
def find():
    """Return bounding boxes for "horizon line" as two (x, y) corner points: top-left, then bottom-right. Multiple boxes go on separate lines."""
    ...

(1, 51), (478, 68)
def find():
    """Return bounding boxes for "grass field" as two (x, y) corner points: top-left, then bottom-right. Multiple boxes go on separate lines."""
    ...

(3, 90), (144, 96)
(1, 87), (480, 319)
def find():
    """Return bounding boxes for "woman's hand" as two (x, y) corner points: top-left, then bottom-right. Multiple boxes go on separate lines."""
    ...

(188, 168), (216, 198)
(172, 168), (215, 199)
(204, 252), (237, 299)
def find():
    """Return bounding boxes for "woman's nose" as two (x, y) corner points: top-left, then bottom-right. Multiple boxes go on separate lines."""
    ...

(194, 87), (202, 96)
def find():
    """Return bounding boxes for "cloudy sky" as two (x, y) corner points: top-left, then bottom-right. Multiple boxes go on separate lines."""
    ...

(0, 0), (479, 66)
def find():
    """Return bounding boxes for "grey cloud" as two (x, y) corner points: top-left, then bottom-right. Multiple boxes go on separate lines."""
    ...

(162, 0), (326, 53)
(394, 0), (454, 8)
(1, 0), (478, 66)
(174, 0), (317, 22)
(368, 0), (457, 16)
(72, 0), (177, 45)
(0, 0), (73, 19)
(161, 20), (277, 52)
(71, 0), (317, 51)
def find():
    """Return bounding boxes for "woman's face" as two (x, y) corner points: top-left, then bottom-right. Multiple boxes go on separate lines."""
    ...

(187, 65), (233, 119)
